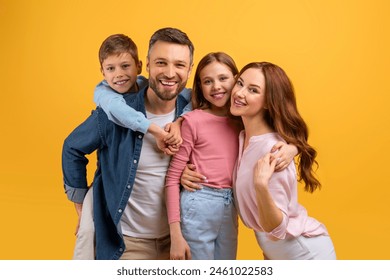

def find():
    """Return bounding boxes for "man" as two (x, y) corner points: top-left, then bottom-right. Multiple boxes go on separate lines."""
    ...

(62, 27), (194, 260)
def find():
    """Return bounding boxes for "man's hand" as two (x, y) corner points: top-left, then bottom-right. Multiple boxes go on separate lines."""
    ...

(74, 202), (83, 235)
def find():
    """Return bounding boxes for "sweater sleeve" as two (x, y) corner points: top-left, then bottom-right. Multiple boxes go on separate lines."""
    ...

(93, 77), (151, 133)
(165, 115), (196, 224)
(265, 168), (294, 239)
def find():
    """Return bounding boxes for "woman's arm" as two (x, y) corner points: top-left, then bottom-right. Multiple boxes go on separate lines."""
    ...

(253, 153), (284, 232)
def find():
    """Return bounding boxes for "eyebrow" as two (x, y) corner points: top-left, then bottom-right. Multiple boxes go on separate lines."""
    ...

(201, 73), (230, 80)
(153, 58), (188, 65)
(103, 60), (132, 66)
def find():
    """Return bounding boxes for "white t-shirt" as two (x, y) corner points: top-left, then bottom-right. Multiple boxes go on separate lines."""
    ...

(120, 109), (175, 238)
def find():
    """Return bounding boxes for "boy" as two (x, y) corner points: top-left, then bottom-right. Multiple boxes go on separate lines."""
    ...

(95, 34), (186, 153)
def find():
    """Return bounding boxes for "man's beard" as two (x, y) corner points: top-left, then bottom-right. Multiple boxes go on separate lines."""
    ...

(148, 76), (185, 101)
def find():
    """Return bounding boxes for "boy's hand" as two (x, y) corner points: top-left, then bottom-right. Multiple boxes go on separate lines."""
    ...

(164, 120), (183, 146)
(148, 123), (172, 153)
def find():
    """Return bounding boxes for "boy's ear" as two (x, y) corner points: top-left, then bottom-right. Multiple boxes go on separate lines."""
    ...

(137, 61), (142, 75)
(100, 67), (105, 76)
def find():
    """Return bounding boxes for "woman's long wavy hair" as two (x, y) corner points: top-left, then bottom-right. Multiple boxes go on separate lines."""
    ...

(239, 62), (321, 192)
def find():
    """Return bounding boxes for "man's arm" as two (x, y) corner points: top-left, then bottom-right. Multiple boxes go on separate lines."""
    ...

(62, 109), (102, 204)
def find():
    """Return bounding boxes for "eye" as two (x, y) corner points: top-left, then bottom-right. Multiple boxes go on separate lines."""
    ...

(122, 64), (130, 69)
(176, 63), (186, 68)
(106, 66), (114, 72)
(249, 87), (259, 94)
(155, 61), (166, 66)
(203, 79), (211, 85)
(220, 76), (228, 81)
(236, 80), (243, 87)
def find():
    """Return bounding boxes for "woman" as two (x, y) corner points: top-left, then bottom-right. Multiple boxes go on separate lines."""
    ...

(230, 62), (336, 260)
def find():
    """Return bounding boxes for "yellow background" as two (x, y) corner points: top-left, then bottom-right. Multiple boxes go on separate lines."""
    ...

(0, 0), (389, 260)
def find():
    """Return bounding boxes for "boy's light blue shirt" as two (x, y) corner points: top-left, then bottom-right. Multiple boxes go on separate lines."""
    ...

(93, 75), (192, 133)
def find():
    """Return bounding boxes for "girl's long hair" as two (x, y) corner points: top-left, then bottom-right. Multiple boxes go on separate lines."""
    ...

(239, 62), (320, 192)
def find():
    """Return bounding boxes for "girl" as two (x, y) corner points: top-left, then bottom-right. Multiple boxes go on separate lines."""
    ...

(231, 62), (336, 259)
(165, 52), (241, 260)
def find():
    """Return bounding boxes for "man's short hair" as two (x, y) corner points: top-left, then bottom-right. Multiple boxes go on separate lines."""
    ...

(148, 27), (194, 64)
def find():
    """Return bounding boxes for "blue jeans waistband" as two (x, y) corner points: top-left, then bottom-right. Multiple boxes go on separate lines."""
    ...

(193, 185), (233, 205)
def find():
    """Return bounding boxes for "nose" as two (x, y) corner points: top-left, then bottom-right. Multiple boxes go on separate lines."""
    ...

(212, 80), (221, 91)
(164, 64), (175, 79)
(234, 87), (245, 98)
(115, 69), (123, 78)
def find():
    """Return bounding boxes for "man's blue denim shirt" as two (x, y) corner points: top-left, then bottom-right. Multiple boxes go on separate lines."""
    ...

(62, 87), (189, 259)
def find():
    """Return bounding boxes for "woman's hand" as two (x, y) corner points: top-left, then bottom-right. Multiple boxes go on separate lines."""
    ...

(180, 164), (207, 191)
(254, 153), (277, 189)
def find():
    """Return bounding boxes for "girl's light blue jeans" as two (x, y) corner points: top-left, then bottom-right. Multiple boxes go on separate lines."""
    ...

(180, 186), (238, 260)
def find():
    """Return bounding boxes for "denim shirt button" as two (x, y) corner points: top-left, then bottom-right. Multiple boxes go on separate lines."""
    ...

(126, 185), (131, 189)
(119, 247), (123, 252)
(138, 135), (142, 139)
(118, 209), (123, 213)
(133, 159), (137, 164)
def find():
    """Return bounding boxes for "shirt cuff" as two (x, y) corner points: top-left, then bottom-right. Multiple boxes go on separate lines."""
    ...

(64, 184), (88, 204)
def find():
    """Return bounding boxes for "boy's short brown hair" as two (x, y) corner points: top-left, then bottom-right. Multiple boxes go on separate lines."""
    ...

(98, 34), (139, 67)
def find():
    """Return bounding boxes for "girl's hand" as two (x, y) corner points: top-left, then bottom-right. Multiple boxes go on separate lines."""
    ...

(180, 164), (207, 191)
(169, 223), (192, 260)
(170, 234), (192, 260)
(254, 153), (277, 189)
(270, 142), (298, 171)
